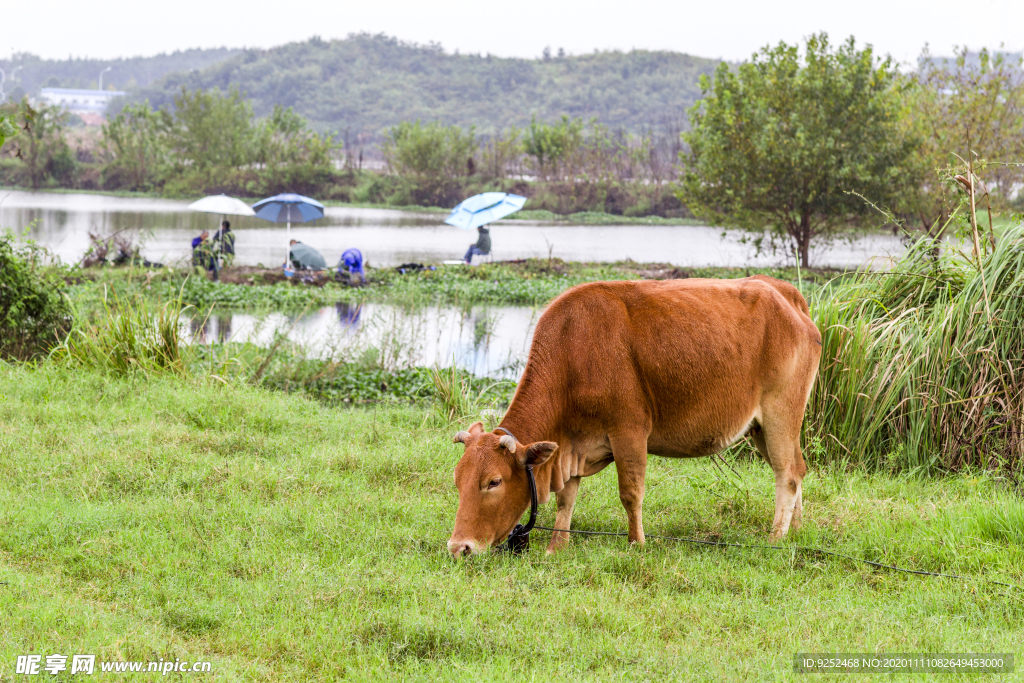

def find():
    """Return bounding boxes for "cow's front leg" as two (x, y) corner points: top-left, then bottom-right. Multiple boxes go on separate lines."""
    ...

(546, 476), (581, 554)
(610, 434), (648, 545)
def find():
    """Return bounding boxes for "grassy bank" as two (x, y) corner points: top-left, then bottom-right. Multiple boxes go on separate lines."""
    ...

(69, 260), (844, 311)
(1, 364), (1022, 682)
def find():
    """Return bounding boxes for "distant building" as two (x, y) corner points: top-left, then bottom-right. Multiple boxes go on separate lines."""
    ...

(38, 87), (125, 115)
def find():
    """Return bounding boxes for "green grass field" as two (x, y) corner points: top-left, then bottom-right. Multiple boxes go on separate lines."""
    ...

(1, 364), (1022, 681)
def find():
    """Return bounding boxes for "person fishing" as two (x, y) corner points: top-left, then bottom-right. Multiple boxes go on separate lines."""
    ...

(337, 248), (365, 286)
(288, 239), (327, 271)
(191, 230), (217, 280)
(463, 224), (491, 265)
(212, 220), (236, 267)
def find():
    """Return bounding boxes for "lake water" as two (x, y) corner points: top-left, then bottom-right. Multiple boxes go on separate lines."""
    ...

(1, 190), (907, 269)
(188, 302), (539, 378)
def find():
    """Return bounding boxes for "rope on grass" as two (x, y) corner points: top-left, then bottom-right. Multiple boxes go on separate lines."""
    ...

(533, 525), (1019, 590)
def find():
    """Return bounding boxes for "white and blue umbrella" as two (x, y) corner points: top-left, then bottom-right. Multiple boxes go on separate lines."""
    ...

(445, 192), (526, 230)
(252, 193), (325, 267)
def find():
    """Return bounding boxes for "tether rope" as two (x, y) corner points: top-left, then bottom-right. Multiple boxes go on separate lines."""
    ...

(532, 524), (1019, 590)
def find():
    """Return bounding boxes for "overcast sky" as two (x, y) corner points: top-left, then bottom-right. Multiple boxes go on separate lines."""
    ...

(5, 0), (1023, 65)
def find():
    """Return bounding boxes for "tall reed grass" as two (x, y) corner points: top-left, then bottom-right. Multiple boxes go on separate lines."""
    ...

(52, 292), (189, 376)
(808, 223), (1024, 472)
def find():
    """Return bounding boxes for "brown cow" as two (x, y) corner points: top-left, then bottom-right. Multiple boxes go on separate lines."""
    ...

(447, 276), (821, 557)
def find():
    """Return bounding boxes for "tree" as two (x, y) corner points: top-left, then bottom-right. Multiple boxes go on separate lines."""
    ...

(680, 34), (913, 267)
(897, 47), (1024, 236)
(383, 120), (476, 204)
(523, 115), (582, 180)
(478, 126), (522, 180)
(2, 98), (75, 190)
(101, 101), (172, 190)
(252, 105), (336, 193)
(168, 86), (253, 174)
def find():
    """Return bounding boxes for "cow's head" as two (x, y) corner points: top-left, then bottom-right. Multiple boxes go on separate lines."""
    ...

(447, 422), (558, 557)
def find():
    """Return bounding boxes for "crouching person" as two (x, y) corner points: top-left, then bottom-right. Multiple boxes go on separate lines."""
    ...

(336, 248), (365, 286)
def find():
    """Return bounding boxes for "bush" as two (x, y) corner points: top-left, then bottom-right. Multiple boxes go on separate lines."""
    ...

(0, 231), (73, 360)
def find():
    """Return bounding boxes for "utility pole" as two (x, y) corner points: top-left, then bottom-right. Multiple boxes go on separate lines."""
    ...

(98, 66), (112, 91)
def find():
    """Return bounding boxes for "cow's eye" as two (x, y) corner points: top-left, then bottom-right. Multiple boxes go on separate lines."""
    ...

(487, 478), (501, 489)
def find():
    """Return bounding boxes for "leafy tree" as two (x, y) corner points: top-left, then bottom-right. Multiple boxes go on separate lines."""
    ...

(680, 34), (913, 267)
(1, 98), (75, 189)
(383, 120), (476, 204)
(101, 101), (173, 190)
(523, 115), (583, 180)
(253, 105), (336, 192)
(168, 86), (254, 174)
(898, 47), (1024, 236)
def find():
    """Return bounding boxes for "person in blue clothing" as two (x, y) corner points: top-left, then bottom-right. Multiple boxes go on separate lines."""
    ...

(337, 248), (365, 286)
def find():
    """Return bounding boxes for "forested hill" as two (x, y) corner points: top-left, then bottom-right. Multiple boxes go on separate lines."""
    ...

(0, 49), (241, 97)
(131, 34), (721, 141)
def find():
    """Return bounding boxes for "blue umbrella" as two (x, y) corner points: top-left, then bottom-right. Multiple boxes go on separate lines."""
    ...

(445, 192), (526, 230)
(252, 193), (325, 268)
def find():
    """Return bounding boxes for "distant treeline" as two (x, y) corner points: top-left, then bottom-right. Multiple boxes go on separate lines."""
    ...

(0, 84), (689, 217)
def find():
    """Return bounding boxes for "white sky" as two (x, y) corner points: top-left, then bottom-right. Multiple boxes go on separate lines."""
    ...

(5, 0), (1023, 65)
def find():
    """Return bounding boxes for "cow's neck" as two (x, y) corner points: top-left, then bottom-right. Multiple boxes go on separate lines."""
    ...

(498, 369), (562, 446)
(498, 365), (566, 499)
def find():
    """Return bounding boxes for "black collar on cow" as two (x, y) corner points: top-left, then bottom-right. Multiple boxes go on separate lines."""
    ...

(494, 427), (537, 554)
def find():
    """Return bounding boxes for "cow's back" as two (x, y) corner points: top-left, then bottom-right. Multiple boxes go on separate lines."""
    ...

(523, 277), (819, 457)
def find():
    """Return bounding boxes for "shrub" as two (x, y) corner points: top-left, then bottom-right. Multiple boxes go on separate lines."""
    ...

(0, 231), (73, 360)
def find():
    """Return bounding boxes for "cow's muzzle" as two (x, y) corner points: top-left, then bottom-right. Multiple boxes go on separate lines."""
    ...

(447, 538), (479, 557)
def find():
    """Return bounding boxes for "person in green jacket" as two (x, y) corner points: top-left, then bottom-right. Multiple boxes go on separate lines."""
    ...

(463, 225), (491, 264)
(212, 220), (236, 267)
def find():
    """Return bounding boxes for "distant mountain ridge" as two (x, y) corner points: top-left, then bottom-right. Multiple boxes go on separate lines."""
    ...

(126, 34), (722, 144)
(0, 49), (242, 97)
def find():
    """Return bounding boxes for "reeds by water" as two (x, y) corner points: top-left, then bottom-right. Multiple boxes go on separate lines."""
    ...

(808, 223), (1024, 472)
(52, 291), (188, 376)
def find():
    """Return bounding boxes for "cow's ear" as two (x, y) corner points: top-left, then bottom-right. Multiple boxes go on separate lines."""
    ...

(468, 421), (485, 436)
(520, 441), (558, 468)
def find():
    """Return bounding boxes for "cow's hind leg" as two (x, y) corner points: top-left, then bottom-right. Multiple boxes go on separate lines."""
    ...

(609, 434), (649, 545)
(755, 411), (807, 541)
(547, 476), (581, 554)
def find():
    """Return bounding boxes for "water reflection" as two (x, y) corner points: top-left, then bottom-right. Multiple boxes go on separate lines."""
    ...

(185, 302), (539, 378)
(2, 190), (907, 269)
(189, 313), (234, 344)
(335, 302), (363, 332)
